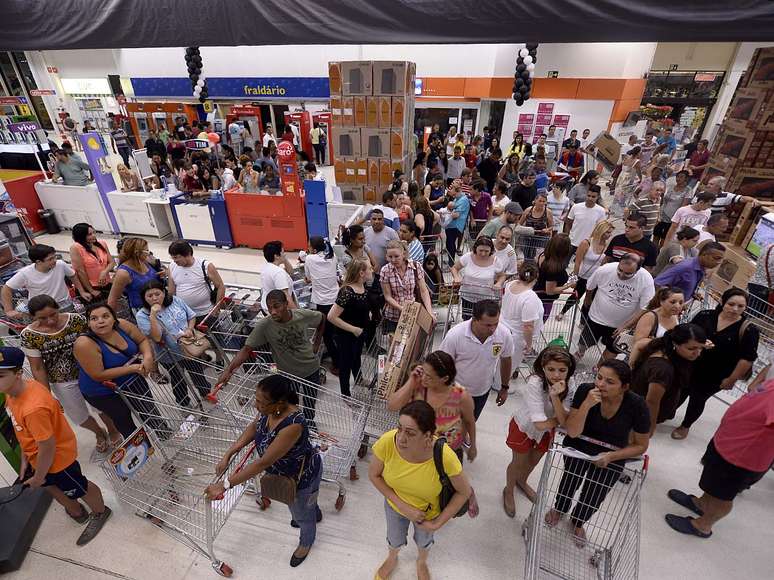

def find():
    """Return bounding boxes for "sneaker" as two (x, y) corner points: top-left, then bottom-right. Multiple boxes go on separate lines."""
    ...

(76, 506), (112, 546)
(66, 503), (89, 524)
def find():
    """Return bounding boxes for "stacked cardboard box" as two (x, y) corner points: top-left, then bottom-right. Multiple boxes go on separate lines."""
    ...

(376, 303), (434, 399)
(329, 61), (416, 203)
(705, 47), (774, 209)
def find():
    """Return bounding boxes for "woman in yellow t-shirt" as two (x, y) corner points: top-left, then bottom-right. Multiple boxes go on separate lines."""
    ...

(369, 401), (472, 580)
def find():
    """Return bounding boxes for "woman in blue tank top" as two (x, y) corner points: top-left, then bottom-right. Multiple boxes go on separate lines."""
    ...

(74, 303), (167, 439)
(107, 237), (161, 312)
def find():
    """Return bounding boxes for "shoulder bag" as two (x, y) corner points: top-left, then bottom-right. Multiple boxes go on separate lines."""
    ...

(154, 307), (212, 358)
(259, 417), (308, 505)
(433, 437), (468, 518)
(201, 260), (218, 303)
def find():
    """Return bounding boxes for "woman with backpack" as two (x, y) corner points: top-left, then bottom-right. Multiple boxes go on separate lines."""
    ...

(369, 400), (472, 580)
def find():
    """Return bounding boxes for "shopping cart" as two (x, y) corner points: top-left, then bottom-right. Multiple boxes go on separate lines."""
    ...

(443, 282), (503, 336)
(100, 356), (259, 577)
(523, 433), (648, 580)
(197, 295), (264, 355)
(214, 363), (368, 511)
(516, 233), (551, 262)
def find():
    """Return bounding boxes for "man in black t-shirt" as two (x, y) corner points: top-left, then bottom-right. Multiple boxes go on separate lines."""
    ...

(509, 169), (538, 210)
(604, 213), (658, 273)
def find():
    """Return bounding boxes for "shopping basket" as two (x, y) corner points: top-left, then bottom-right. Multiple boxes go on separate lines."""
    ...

(523, 433), (648, 580)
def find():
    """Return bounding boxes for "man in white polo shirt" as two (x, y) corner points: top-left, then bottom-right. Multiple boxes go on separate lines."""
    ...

(439, 299), (514, 420)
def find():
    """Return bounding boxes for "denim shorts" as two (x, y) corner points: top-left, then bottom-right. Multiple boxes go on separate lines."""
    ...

(384, 499), (434, 550)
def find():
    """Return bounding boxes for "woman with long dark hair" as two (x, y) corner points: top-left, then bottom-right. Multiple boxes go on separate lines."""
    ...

(70, 223), (116, 300)
(107, 237), (160, 313)
(672, 289), (760, 440)
(631, 323), (707, 435)
(534, 233), (574, 321)
(627, 286), (685, 365)
(304, 236), (340, 374)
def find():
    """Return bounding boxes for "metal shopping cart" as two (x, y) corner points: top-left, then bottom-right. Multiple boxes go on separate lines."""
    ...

(100, 356), (260, 577)
(197, 295), (264, 355)
(523, 434), (648, 580)
(443, 282), (503, 336)
(214, 363), (368, 511)
(516, 233), (552, 262)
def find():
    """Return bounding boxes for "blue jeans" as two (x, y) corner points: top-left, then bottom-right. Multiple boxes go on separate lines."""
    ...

(384, 499), (434, 549)
(289, 456), (323, 548)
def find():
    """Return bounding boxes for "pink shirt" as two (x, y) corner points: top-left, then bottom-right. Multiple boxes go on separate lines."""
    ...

(671, 205), (710, 229)
(713, 382), (774, 472)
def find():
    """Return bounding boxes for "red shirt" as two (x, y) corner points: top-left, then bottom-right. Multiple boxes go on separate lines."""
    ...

(464, 153), (478, 169)
(688, 149), (710, 180)
(713, 382), (774, 472)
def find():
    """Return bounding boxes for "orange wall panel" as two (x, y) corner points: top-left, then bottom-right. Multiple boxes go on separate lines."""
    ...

(530, 78), (580, 99)
(463, 78), (494, 98)
(610, 98), (643, 123)
(422, 77), (466, 97)
(576, 79), (627, 100)
(622, 78), (648, 100)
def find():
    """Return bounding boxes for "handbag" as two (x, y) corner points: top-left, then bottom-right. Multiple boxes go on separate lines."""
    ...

(433, 437), (468, 518)
(177, 328), (212, 358)
(260, 454), (306, 505)
(201, 260), (218, 303)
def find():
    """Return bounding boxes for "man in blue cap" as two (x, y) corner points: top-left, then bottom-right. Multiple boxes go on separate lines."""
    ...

(0, 346), (111, 546)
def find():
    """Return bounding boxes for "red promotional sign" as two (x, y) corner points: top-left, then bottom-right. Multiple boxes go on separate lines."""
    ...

(518, 113), (535, 125)
(537, 103), (554, 115)
(29, 89), (56, 96)
(553, 114), (571, 127)
(536, 114), (552, 126)
(517, 124), (533, 136)
(184, 139), (210, 150)
(231, 105), (262, 116)
(276, 140), (296, 163)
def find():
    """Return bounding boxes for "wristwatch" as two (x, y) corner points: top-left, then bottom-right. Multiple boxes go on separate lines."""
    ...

(223, 477), (231, 490)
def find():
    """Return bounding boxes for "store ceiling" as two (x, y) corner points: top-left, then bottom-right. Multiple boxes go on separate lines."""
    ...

(2, 0), (774, 50)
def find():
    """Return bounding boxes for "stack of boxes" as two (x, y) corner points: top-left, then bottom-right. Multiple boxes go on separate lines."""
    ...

(329, 61), (416, 203)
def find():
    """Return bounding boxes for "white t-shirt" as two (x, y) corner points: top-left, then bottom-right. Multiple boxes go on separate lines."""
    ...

(501, 286), (543, 348)
(169, 258), (213, 316)
(303, 253), (339, 306)
(586, 263), (655, 328)
(459, 252), (500, 290)
(693, 224), (716, 245)
(439, 319), (514, 396)
(6, 261), (74, 305)
(221, 168), (236, 191)
(513, 375), (577, 442)
(671, 205), (710, 230)
(494, 246), (518, 276)
(567, 203), (607, 247)
(261, 262), (293, 311)
(262, 133), (276, 148)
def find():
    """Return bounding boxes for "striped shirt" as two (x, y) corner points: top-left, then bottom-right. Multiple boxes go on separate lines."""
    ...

(546, 194), (571, 231)
(628, 198), (660, 236)
(408, 239), (425, 263)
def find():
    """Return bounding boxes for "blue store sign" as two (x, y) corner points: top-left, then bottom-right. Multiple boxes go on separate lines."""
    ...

(130, 77), (330, 99)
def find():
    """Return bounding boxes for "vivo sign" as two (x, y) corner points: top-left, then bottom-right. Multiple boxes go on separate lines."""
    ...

(8, 122), (41, 133)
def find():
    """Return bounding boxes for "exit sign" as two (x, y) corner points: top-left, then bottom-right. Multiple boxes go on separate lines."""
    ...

(547, 71), (559, 78)
(669, 64), (679, 71)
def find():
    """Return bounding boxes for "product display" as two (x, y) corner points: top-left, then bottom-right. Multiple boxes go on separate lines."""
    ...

(329, 60), (416, 202)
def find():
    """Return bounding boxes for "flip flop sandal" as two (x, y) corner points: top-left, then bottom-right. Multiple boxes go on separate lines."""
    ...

(502, 489), (516, 518)
(667, 489), (704, 516)
(665, 514), (712, 538)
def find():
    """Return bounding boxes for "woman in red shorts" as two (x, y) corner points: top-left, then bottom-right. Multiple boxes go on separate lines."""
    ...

(502, 346), (577, 517)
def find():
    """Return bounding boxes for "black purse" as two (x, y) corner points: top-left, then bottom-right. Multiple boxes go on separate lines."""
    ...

(433, 437), (468, 518)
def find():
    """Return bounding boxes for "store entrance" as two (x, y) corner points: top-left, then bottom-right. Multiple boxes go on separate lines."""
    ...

(414, 106), (479, 150)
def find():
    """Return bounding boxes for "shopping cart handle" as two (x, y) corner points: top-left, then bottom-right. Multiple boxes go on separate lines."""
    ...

(102, 380), (118, 390)
(211, 443), (257, 500)
(206, 382), (226, 403)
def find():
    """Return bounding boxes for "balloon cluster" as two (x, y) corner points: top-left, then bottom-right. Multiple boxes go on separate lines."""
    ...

(185, 47), (208, 103)
(513, 43), (538, 107)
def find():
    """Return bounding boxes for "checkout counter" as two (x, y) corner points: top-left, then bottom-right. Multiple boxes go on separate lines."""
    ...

(224, 187), (307, 251)
(34, 181), (115, 233)
(169, 191), (234, 248)
(107, 189), (176, 238)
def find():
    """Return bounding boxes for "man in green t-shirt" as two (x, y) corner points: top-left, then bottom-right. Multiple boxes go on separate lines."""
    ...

(218, 290), (324, 422)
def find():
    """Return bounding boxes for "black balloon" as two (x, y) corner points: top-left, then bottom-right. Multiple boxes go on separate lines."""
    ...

(521, 70), (530, 80)
(526, 43), (538, 50)
(519, 85), (529, 95)
(517, 63), (526, 73)
(516, 57), (523, 65)
(515, 77), (524, 87)
(515, 97), (524, 106)
(523, 91), (531, 100)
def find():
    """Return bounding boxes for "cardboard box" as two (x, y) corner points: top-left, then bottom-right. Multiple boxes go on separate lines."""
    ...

(591, 132), (622, 171)
(332, 127), (361, 158)
(391, 96), (405, 128)
(341, 61), (373, 95)
(333, 159), (347, 184)
(328, 62), (342, 95)
(340, 184), (364, 203)
(373, 61), (409, 96)
(341, 97), (354, 126)
(364, 97), (378, 128)
(367, 158), (380, 186)
(353, 96), (367, 127)
(377, 96), (392, 128)
(361, 128), (391, 158)
(330, 96), (342, 127)
(377, 302), (434, 398)
(390, 129), (404, 160)
(344, 158), (357, 184)
(379, 158), (393, 190)
(707, 243), (757, 295)
(355, 159), (368, 185)
(364, 185), (378, 203)
(391, 157), (406, 176)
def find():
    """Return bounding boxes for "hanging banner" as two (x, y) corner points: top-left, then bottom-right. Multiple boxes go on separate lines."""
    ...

(518, 113), (535, 125)
(131, 77), (330, 99)
(553, 114), (571, 127)
(536, 113), (553, 126)
(79, 132), (120, 233)
(537, 103), (555, 115)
